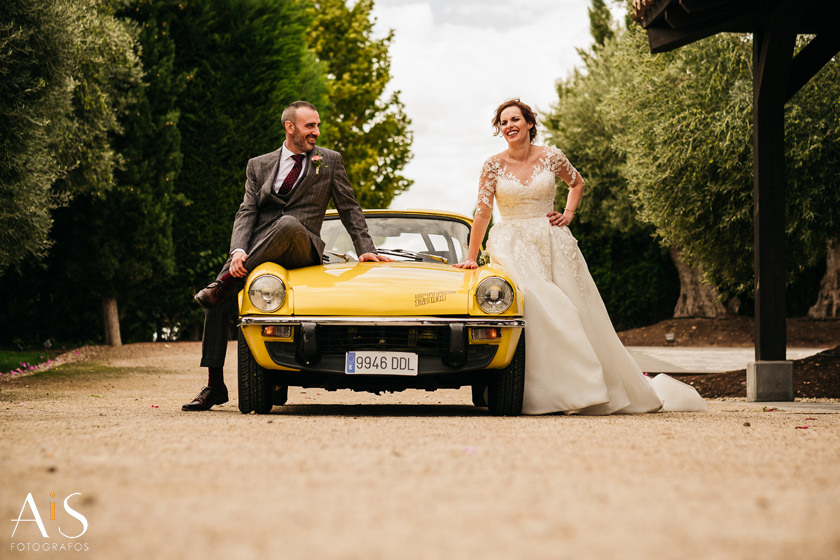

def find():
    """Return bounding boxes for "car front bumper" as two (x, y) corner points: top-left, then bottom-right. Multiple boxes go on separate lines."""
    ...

(239, 316), (525, 377)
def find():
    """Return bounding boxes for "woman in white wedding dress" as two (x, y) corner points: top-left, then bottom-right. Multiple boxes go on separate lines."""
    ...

(455, 99), (705, 415)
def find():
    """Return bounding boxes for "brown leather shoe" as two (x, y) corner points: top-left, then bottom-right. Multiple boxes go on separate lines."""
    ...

(181, 386), (229, 411)
(194, 280), (231, 309)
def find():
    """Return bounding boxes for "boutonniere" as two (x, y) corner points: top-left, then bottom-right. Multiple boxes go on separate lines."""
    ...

(311, 151), (328, 175)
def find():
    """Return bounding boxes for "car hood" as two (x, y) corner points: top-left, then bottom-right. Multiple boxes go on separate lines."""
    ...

(288, 262), (474, 315)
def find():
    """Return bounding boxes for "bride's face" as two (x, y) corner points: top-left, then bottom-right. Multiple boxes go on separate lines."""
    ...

(500, 106), (532, 145)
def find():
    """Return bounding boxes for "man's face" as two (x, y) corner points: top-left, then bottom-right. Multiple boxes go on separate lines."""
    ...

(286, 107), (320, 153)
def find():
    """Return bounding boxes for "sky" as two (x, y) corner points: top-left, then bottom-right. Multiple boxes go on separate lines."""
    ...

(370, 0), (618, 216)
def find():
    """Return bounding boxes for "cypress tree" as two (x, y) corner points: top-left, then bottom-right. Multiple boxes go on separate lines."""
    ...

(168, 0), (328, 336)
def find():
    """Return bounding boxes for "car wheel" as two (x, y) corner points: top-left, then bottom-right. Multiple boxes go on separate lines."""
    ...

(237, 330), (274, 414)
(486, 334), (525, 416)
(273, 384), (288, 406)
(471, 382), (488, 407)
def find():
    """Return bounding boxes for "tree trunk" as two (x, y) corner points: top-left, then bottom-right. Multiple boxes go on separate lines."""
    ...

(669, 246), (729, 318)
(102, 295), (122, 347)
(808, 239), (840, 319)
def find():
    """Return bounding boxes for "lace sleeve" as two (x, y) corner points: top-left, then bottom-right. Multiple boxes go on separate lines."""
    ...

(476, 158), (499, 217)
(547, 146), (583, 188)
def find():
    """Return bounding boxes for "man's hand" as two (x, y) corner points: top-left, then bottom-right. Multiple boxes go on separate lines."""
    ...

(359, 252), (393, 262)
(230, 251), (249, 277)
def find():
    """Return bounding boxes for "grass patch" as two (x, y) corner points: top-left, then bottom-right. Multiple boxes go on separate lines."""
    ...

(32, 362), (118, 380)
(0, 363), (126, 402)
(0, 350), (61, 375)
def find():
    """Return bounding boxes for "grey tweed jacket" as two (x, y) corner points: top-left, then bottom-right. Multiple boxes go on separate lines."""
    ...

(229, 145), (376, 259)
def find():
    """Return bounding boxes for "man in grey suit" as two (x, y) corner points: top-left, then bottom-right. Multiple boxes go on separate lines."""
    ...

(183, 100), (391, 411)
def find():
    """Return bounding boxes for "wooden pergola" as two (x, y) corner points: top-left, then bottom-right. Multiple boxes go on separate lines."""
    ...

(632, 0), (840, 400)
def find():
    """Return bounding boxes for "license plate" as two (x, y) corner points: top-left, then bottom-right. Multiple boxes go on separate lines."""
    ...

(345, 351), (419, 376)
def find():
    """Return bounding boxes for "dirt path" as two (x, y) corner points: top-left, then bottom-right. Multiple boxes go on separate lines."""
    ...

(1, 342), (839, 559)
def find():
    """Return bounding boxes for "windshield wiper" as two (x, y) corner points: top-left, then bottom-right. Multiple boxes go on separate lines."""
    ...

(376, 248), (447, 263)
(420, 252), (448, 263)
(323, 250), (352, 263)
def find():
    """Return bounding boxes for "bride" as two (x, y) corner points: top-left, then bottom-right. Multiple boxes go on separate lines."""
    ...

(455, 98), (704, 415)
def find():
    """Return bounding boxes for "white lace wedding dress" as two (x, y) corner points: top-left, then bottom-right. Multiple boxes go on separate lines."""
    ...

(478, 146), (705, 415)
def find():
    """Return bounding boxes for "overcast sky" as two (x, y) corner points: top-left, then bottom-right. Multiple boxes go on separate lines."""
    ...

(370, 0), (617, 216)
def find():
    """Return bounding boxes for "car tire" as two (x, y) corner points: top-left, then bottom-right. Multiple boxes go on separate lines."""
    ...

(471, 382), (488, 407)
(486, 334), (525, 416)
(273, 384), (288, 406)
(237, 330), (274, 414)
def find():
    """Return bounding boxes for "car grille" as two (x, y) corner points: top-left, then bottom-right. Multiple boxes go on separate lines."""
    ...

(316, 325), (449, 355)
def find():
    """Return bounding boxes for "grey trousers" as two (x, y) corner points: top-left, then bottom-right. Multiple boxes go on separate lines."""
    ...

(200, 215), (319, 368)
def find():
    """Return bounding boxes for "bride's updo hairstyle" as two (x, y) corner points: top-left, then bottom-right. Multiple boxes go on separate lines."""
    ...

(492, 98), (538, 143)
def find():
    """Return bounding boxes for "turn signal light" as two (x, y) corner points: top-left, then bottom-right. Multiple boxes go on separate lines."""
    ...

(472, 327), (501, 340)
(262, 326), (292, 338)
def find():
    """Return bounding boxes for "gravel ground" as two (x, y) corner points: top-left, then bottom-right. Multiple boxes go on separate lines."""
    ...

(1, 341), (839, 560)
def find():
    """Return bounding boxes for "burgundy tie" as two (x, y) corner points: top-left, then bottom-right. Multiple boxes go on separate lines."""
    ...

(278, 153), (305, 194)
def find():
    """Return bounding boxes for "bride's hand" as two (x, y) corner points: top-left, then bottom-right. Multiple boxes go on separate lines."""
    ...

(453, 259), (478, 269)
(548, 210), (573, 227)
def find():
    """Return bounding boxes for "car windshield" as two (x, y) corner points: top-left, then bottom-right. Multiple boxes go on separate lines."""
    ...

(321, 215), (471, 264)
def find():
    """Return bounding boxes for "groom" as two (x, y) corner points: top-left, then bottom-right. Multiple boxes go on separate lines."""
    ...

(183, 100), (390, 411)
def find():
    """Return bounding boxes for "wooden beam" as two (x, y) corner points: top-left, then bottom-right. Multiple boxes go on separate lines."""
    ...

(665, 4), (748, 30)
(786, 32), (840, 101)
(637, 0), (677, 27)
(796, 0), (840, 32)
(643, 0), (838, 52)
(647, 10), (758, 52)
(679, 0), (748, 13)
(679, 0), (737, 13)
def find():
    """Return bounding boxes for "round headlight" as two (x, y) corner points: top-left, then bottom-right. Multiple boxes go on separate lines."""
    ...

(475, 277), (514, 314)
(248, 274), (286, 312)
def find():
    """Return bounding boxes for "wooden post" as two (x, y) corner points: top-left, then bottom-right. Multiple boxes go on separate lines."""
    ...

(749, 12), (795, 400)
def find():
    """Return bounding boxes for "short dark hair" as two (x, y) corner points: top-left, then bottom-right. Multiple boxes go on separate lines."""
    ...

(281, 101), (318, 127)
(491, 98), (538, 143)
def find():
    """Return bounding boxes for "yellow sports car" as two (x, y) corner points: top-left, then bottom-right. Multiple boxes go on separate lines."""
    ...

(237, 209), (525, 415)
